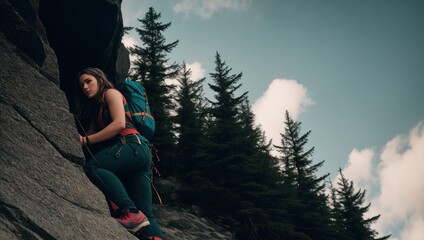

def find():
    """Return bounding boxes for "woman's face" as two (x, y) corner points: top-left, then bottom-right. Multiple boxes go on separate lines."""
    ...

(79, 73), (99, 98)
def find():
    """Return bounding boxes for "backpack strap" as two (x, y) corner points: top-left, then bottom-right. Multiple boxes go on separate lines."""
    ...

(143, 87), (154, 118)
(98, 89), (139, 136)
(131, 111), (155, 119)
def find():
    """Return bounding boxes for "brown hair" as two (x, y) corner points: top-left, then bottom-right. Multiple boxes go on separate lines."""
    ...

(74, 67), (114, 126)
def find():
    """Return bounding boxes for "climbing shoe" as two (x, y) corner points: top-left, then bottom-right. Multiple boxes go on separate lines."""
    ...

(116, 209), (150, 233)
(134, 230), (163, 240)
(134, 233), (163, 240)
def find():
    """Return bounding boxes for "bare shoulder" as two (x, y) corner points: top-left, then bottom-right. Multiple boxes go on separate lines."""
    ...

(104, 88), (123, 103)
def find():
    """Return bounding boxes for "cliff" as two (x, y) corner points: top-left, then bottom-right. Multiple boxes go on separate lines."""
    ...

(0, 0), (233, 239)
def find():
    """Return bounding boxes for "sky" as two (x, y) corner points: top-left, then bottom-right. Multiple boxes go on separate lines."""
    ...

(121, 1), (424, 239)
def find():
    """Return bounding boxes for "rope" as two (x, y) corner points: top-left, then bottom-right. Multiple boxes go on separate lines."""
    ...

(74, 114), (97, 161)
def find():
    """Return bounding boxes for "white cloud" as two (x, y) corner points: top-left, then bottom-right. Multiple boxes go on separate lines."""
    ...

(122, 35), (138, 48)
(174, 0), (251, 19)
(372, 122), (424, 239)
(400, 215), (424, 240)
(252, 79), (314, 146)
(186, 61), (206, 80)
(341, 148), (375, 190)
(343, 122), (424, 239)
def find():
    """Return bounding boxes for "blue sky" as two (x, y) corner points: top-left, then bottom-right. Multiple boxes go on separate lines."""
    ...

(121, 1), (424, 239)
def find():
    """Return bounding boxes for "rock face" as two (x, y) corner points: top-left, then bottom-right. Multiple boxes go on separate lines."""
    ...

(0, 1), (233, 239)
(38, 0), (129, 112)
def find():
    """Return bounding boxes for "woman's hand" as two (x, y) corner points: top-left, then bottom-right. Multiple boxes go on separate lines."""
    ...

(79, 134), (88, 145)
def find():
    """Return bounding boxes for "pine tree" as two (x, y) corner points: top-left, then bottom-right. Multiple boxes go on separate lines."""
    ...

(332, 168), (391, 240)
(328, 179), (347, 239)
(129, 7), (179, 175)
(174, 62), (206, 182)
(235, 99), (294, 240)
(190, 52), (248, 215)
(274, 110), (333, 239)
(187, 53), (294, 239)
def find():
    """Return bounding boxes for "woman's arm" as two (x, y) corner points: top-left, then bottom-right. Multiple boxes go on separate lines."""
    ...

(85, 89), (126, 144)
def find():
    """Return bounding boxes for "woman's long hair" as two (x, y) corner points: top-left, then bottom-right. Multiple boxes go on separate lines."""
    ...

(74, 67), (114, 129)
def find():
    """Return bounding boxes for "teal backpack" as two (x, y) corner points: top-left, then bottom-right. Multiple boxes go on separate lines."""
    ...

(117, 79), (155, 140)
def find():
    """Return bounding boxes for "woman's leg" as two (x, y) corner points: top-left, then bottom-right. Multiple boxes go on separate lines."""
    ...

(124, 169), (164, 238)
(121, 141), (164, 238)
(84, 138), (163, 237)
(83, 141), (149, 211)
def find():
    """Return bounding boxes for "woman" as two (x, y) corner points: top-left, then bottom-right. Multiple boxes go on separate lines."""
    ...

(75, 67), (164, 240)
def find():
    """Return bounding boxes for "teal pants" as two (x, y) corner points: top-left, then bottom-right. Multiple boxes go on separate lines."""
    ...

(84, 134), (164, 238)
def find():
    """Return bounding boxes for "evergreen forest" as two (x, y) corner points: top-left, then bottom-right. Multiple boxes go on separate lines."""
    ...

(126, 7), (391, 240)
